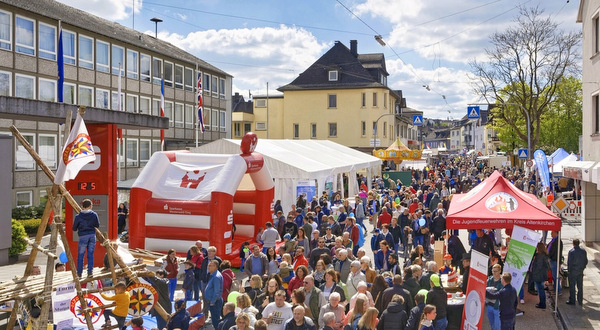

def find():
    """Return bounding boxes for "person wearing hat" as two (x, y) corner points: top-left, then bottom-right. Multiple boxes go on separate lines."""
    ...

(182, 260), (196, 301)
(439, 254), (454, 275)
(461, 252), (471, 294)
(426, 274), (448, 330)
(295, 208), (305, 227)
(167, 299), (191, 329)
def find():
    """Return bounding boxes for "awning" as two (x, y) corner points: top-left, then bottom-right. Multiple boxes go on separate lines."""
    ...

(562, 161), (597, 181)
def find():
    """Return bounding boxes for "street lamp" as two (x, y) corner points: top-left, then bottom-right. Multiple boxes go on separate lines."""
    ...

(373, 113), (398, 152)
(150, 17), (163, 38)
(468, 102), (531, 160)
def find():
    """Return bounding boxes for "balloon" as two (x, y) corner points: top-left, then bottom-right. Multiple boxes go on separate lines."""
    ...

(227, 291), (240, 307)
(59, 252), (68, 263)
(349, 213), (355, 218)
(418, 218), (426, 227)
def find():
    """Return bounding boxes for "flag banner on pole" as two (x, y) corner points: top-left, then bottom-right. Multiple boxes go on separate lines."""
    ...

(117, 62), (123, 143)
(57, 29), (64, 103)
(53, 113), (96, 184)
(503, 225), (541, 294)
(534, 149), (551, 190)
(197, 72), (205, 132)
(461, 250), (489, 330)
(160, 78), (165, 151)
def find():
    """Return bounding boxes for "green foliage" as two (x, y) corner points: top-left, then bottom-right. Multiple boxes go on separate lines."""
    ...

(11, 196), (47, 220)
(10, 219), (27, 257)
(17, 219), (48, 236)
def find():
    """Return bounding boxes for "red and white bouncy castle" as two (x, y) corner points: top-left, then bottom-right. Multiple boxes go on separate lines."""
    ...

(129, 133), (274, 266)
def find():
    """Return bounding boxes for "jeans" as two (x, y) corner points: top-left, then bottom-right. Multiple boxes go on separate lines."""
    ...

(193, 269), (202, 301)
(77, 234), (96, 276)
(519, 286), (524, 300)
(568, 273), (584, 304)
(535, 281), (546, 308)
(209, 297), (223, 325)
(168, 278), (177, 301)
(433, 317), (447, 330)
(357, 217), (368, 232)
(500, 318), (515, 330)
(486, 305), (500, 330)
(185, 289), (194, 301)
(550, 260), (561, 293)
(104, 309), (126, 329)
(414, 235), (424, 247)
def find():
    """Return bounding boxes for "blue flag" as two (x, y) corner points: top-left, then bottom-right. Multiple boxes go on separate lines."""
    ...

(57, 29), (64, 102)
(534, 149), (550, 190)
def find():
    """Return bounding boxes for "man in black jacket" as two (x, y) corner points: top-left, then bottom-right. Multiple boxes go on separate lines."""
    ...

(405, 292), (426, 330)
(377, 294), (407, 330)
(461, 252), (471, 294)
(567, 238), (588, 305)
(144, 269), (172, 330)
(380, 275), (413, 317)
(217, 302), (236, 330)
(426, 274), (448, 329)
(485, 272), (518, 329)
(547, 230), (563, 293)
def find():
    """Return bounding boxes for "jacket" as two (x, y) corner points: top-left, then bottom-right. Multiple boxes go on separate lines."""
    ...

(377, 301), (407, 330)
(567, 246), (588, 276)
(244, 253), (269, 277)
(375, 232), (395, 249)
(222, 268), (236, 300)
(307, 287), (326, 327)
(288, 275), (304, 296)
(547, 236), (563, 262)
(380, 284), (413, 317)
(182, 268), (195, 290)
(200, 256), (222, 283)
(530, 253), (550, 283)
(310, 248), (331, 270)
(318, 303), (345, 330)
(405, 303), (425, 330)
(100, 291), (131, 317)
(333, 258), (352, 283)
(320, 282), (346, 302)
(346, 271), (366, 298)
(284, 317), (316, 330)
(164, 257), (179, 279)
(425, 286), (447, 320)
(374, 249), (392, 271)
(167, 309), (190, 330)
(294, 254), (309, 271)
(205, 270), (223, 304)
(217, 311), (236, 330)
(144, 276), (172, 315)
(72, 210), (100, 236)
(403, 277), (420, 300)
(485, 283), (518, 321)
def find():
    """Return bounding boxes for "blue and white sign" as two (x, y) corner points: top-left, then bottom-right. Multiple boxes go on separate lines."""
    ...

(517, 148), (528, 159)
(467, 106), (480, 119)
(413, 115), (423, 126)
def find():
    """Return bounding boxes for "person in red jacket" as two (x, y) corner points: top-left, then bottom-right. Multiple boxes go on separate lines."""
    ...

(293, 246), (309, 270)
(162, 249), (179, 301)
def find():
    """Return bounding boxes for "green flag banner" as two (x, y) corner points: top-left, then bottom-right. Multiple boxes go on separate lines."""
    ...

(503, 225), (542, 293)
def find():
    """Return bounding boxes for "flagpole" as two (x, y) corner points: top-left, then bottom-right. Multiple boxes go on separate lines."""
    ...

(195, 63), (199, 148)
(118, 62), (122, 182)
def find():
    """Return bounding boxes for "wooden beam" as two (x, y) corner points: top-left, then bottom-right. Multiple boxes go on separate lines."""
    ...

(22, 237), (57, 259)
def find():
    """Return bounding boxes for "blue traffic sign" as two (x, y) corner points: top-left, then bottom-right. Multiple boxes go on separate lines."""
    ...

(413, 115), (423, 126)
(518, 148), (528, 159)
(467, 106), (480, 119)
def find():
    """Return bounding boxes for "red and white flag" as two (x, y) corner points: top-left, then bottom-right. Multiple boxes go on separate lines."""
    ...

(160, 78), (165, 151)
(54, 113), (96, 184)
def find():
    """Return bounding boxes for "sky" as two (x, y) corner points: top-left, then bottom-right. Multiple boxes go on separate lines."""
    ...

(56, 0), (580, 119)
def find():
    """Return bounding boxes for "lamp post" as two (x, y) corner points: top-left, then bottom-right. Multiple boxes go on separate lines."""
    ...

(372, 113), (398, 152)
(150, 17), (162, 38)
(468, 102), (531, 160)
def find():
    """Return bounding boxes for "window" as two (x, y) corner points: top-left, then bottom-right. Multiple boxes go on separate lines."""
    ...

(211, 76), (218, 94)
(165, 101), (174, 127)
(96, 88), (109, 109)
(594, 94), (600, 134)
(126, 139), (138, 167)
(234, 123), (241, 137)
(111, 91), (124, 110)
(16, 191), (32, 207)
(220, 78), (225, 99)
(255, 99), (266, 107)
(384, 93), (387, 108)
(373, 121), (377, 137)
(126, 94), (138, 113)
(96, 40), (109, 72)
(244, 123), (251, 134)
(328, 94), (337, 108)
(328, 123), (337, 137)
(112, 45), (124, 75)
(63, 83), (75, 104)
(126, 49), (138, 79)
(164, 61), (173, 87)
(140, 96), (150, 115)
(78, 85), (93, 106)
(140, 53), (150, 81)
(152, 99), (160, 116)
(152, 57), (162, 84)
(311, 123), (317, 139)
(15, 16), (35, 55)
(211, 110), (218, 131)
(140, 139), (151, 166)
(293, 124), (299, 139)
(175, 103), (184, 128)
(220, 110), (226, 132)
(0, 71), (11, 96)
(38, 78), (56, 102)
(151, 140), (161, 154)
(595, 16), (600, 54)
(328, 70), (338, 81)
(78, 35), (93, 69)
(184, 67), (194, 91)
(383, 121), (387, 137)
(361, 93), (366, 107)
(0, 10), (11, 50)
(361, 121), (366, 137)
(15, 74), (35, 99)
(39, 134), (57, 169)
(204, 108), (210, 130)
(16, 133), (35, 170)
(38, 22), (56, 60)
(62, 30), (76, 65)
(373, 92), (377, 107)
(204, 73), (210, 91)
(175, 65), (183, 89)
(185, 104), (194, 129)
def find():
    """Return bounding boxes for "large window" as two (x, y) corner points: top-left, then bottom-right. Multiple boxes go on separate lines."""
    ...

(16, 133), (35, 170)
(79, 35), (93, 69)
(211, 76), (218, 94)
(96, 88), (109, 109)
(328, 94), (337, 108)
(139, 96), (150, 115)
(595, 16), (600, 54)
(39, 134), (57, 169)
(211, 110), (218, 131)
(164, 61), (173, 87)
(0, 10), (11, 50)
(328, 123), (337, 137)
(140, 139), (151, 166)
(204, 108), (210, 130)
(78, 85), (93, 107)
(220, 111), (226, 132)
(16, 191), (32, 207)
(62, 30), (76, 65)
(175, 65), (183, 89)
(220, 78), (226, 99)
(152, 57), (162, 84)
(112, 45), (124, 75)
(0, 71), (11, 96)
(174, 103), (184, 128)
(383, 121), (387, 137)
(293, 124), (299, 139)
(184, 67), (194, 91)
(126, 49), (138, 79)
(38, 78), (56, 102)
(361, 121), (366, 136)
(63, 83), (75, 104)
(152, 99), (160, 116)
(164, 101), (174, 127)
(204, 73), (210, 91)
(38, 22), (56, 60)
(96, 40), (109, 73)
(15, 74), (35, 99)
(234, 123), (241, 137)
(140, 53), (150, 81)
(111, 91), (124, 111)
(126, 94), (138, 113)
(185, 104), (194, 129)
(126, 139), (138, 167)
(15, 16), (35, 55)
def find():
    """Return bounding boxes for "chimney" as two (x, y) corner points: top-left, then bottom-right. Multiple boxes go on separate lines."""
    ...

(350, 40), (358, 57)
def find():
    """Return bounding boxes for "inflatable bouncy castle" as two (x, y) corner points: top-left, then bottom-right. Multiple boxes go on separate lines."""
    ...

(129, 133), (274, 266)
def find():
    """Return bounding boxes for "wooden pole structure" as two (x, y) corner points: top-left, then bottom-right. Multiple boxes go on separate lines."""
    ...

(105, 233), (118, 285)
(22, 237), (57, 259)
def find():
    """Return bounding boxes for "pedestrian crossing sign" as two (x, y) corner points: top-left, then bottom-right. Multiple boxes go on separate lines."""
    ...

(467, 106), (480, 119)
(413, 115), (423, 126)
(518, 148), (528, 159)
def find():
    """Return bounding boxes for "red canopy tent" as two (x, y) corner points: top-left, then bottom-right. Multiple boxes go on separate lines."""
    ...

(446, 170), (560, 231)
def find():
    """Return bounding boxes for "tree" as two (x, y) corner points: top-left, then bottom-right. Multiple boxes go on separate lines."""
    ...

(470, 6), (581, 152)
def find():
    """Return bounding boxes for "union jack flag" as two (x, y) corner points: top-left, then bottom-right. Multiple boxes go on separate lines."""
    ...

(197, 72), (205, 132)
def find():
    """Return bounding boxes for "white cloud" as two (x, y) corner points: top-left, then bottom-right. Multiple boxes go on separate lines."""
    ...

(175, 13), (187, 21)
(57, 0), (141, 21)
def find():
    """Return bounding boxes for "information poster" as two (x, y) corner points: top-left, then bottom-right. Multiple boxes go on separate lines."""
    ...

(503, 225), (541, 293)
(296, 180), (316, 204)
(461, 250), (489, 330)
(52, 282), (109, 329)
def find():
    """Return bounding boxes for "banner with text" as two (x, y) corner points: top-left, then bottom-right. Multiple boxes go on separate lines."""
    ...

(503, 225), (541, 293)
(461, 250), (489, 330)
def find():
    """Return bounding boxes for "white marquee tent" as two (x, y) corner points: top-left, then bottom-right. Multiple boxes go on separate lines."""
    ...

(192, 139), (382, 212)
